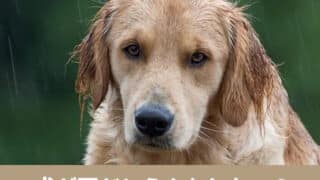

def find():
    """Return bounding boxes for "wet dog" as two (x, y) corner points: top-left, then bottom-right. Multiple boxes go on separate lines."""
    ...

(75, 0), (320, 165)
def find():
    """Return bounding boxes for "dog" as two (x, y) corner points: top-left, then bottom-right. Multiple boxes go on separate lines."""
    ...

(74, 0), (320, 165)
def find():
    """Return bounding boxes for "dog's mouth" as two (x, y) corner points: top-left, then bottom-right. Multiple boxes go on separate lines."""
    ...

(133, 136), (175, 152)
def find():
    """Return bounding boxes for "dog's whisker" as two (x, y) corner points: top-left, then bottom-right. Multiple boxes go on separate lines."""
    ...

(197, 134), (215, 149)
(202, 120), (219, 127)
(108, 116), (123, 120)
(197, 133), (232, 162)
(200, 126), (222, 132)
(198, 130), (211, 139)
(109, 107), (127, 111)
(108, 110), (125, 113)
(200, 126), (233, 135)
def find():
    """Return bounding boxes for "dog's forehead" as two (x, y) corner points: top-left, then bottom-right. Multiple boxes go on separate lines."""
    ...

(112, 0), (225, 36)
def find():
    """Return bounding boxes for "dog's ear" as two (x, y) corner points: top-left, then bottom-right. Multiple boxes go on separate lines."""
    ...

(75, 3), (116, 109)
(217, 8), (274, 127)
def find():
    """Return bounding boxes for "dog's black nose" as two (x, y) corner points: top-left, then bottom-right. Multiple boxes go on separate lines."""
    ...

(135, 104), (174, 137)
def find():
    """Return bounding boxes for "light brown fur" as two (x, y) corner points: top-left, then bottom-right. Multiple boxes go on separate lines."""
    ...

(74, 0), (319, 165)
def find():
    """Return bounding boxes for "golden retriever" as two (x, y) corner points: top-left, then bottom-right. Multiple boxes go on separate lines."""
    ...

(74, 0), (320, 165)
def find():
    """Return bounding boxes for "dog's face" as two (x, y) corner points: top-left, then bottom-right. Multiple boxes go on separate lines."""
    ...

(108, 0), (229, 150)
(76, 0), (271, 152)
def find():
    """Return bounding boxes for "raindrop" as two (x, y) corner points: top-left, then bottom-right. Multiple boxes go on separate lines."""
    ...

(8, 35), (18, 96)
(14, 0), (21, 15)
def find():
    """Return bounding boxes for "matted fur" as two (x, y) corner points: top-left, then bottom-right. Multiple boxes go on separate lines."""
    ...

(74, 0), (319, 165)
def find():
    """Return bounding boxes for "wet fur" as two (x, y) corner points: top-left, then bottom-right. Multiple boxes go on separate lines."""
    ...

(74, 0), (319, 165)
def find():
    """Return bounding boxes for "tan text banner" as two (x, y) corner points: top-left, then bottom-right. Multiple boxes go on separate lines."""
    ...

(0, 166), (319, 180)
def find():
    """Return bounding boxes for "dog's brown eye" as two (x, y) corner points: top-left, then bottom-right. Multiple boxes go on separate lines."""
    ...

(189, 52), (208, 67)
(124, 44), (141, 59)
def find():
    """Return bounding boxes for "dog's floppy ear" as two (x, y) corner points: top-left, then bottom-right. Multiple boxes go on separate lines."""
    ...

(75, 3), (116, 109)
(217, 8), (274, 127)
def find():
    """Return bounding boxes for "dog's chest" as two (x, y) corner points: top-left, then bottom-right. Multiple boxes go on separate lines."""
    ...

(220, 115), (286, 165)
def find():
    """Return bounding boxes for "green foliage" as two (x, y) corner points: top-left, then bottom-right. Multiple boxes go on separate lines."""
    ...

(0, 0), (319, 164)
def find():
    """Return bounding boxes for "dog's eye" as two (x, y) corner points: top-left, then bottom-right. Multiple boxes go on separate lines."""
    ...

(189, 52), (208, 67)
(123, 44), (141, 59)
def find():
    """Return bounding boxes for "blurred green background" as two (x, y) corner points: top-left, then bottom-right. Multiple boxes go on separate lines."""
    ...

(0, 0), (319, 164)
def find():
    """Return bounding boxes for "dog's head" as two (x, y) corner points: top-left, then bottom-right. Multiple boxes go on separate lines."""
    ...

(75, 0), (273, 152)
